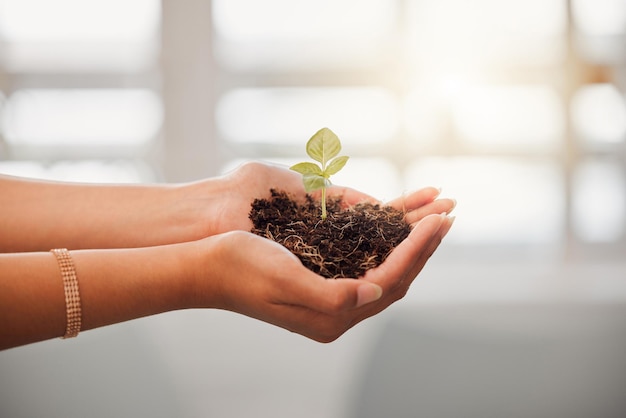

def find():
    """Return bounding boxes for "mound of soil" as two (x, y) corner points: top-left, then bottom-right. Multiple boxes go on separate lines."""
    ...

(249, 189), (411, 279)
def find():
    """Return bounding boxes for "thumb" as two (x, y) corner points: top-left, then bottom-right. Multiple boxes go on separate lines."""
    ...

(356, 282), (384, 308)
(286, 270), (383, 313)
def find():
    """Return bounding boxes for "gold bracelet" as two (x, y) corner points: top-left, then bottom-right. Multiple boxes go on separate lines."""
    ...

(51, 248), (82, 339)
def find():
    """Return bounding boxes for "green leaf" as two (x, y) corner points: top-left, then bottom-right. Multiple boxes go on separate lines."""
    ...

(324, 156), (349, 176)
(289, 162), (322, 176)
(302, 174), (331, 193)
(305, 127), (341, 167)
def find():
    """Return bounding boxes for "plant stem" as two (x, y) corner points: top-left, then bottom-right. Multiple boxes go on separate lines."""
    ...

(321, 187), (327, 220)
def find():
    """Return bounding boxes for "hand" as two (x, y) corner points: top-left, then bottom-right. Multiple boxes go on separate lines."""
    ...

(386, 186), (456, 226)
(184, 161), (455, 238)
(186, 192), (454, 343)
(186, 161), (379, 237)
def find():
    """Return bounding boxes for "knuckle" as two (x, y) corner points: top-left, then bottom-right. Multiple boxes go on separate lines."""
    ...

(314, 327), (344, 344)
(326, 290), (354, 313)
(231, 161), (266, 179)
(393, 285), (411, 302)
(388, 281), (410, 304)
(311, 317), (351, 343)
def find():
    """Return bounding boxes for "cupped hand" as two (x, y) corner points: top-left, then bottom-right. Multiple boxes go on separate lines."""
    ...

(188, 211), (453, 343)
(182, 161), (376, 237)
(185, 161), (455, 238)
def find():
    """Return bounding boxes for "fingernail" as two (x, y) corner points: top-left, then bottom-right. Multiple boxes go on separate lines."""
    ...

(441, 215), (456, 237)
(434, 212), (448, 233)
(356, 283), (383, 308)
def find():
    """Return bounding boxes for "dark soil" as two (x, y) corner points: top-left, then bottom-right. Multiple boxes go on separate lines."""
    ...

(249, 189), (411, 279)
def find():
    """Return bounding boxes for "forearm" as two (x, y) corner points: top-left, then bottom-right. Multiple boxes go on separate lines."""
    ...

(0, 242), (198, 350)
(0, 175), (229, 252)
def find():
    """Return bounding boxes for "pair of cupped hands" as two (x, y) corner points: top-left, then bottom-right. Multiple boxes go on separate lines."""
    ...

(184, 162), (455, 343)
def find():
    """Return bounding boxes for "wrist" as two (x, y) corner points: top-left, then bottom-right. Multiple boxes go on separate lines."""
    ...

(170, 175), (234, 240)
(176, 236), (224, 310)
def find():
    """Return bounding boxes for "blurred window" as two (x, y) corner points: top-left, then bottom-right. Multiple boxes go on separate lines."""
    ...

(0, 0), (161, 182)
(571, 83), (626, 146)
(212, 0), (397, 71)
(572, 159), (626, 242)
(3, 89), (161, 146)
(1, 1), (624, 255)
(212, 0), (626, 257)
(405, 158), (565, 245)
(450, 85), (564, 151)
(215, 87), (398, 146)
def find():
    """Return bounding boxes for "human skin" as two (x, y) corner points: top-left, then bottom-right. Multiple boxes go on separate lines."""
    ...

(0, 162), (455, 350)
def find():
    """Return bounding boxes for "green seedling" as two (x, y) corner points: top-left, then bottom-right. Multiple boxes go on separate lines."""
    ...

(290, 127), (349, 220)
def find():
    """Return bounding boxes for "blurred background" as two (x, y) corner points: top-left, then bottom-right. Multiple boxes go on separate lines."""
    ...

(1, 0), (625, 417)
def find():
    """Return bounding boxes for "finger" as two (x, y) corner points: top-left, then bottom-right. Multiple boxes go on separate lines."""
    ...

(385, 187), (441, 212)
(261, 301), (357, 343)
(384, 214), (455, 298)
(404, 198), (457, 225)
(338, 215), (455, 329)
(345, 215), (450, 323)
(274, 279), (382, 342)
(277, 267), (383, 314)
(362, 213), (446, 289)
(274, 216), (454, 341)
(326, 186), (380, 206)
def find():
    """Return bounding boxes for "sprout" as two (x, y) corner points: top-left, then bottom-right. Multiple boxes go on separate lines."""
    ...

(290, 127), (349, 220)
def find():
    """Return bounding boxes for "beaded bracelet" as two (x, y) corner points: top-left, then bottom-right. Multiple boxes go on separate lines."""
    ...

(51, 248), (82, 339)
